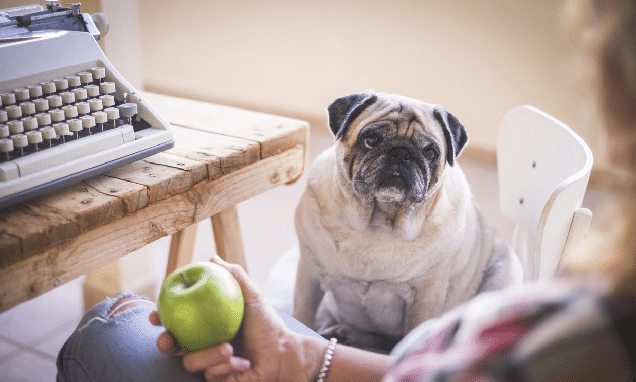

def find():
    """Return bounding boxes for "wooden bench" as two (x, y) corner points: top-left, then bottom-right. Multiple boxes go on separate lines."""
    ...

(0, 92), (309, 313)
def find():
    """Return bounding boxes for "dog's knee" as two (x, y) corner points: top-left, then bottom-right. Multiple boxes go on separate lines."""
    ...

(107, 296), (155, 318)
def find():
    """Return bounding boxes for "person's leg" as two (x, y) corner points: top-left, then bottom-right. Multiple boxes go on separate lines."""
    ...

(56, 293), (205, 382)
(57, 294), (322, 381)
(274, 307), (323, 339)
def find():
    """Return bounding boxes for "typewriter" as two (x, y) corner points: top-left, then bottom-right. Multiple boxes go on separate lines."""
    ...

(0, 2), (174, 208)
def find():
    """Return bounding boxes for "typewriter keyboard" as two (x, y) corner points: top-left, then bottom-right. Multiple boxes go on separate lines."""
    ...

(0, 67), (155, 181)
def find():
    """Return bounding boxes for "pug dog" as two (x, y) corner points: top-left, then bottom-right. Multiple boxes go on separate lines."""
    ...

(293, 91), (523, 352)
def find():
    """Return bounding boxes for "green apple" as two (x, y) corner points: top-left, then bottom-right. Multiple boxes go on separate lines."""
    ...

(157, 261), (244, 352)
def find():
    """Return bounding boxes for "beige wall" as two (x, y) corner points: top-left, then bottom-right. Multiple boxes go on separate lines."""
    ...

(138, 0), (604, 167)
(1, 1), (604, 167)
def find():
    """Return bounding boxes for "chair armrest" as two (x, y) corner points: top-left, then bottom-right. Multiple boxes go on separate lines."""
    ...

(560, 207), (593, 267)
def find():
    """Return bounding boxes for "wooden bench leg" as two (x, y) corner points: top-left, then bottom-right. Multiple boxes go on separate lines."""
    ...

(165, 205), (247, 279)
(211, 205), (247, 272)
(83, 246), (157, 312)
(166, 222), (198, 277)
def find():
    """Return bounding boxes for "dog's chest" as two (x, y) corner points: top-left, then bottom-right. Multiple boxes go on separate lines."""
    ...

(320, 273), (416, 337)
(320, 222), (448, 282)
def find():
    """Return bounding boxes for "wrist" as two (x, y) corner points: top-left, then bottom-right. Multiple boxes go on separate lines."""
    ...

(279, 331), (328, 382)
(315, 337), (337, 382)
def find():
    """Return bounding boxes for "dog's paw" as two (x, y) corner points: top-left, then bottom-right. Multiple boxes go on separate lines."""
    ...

(319, 324), (401, 353)
(319, 324), (352, 346)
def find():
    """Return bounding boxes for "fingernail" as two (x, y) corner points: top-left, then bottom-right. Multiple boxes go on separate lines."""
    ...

(220, 343), (233, 357)
(235, 358), (250, 371)
(210, 256), (224, 264)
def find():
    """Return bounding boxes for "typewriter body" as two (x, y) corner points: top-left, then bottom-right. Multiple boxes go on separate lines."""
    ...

(0, 2), (174, 208)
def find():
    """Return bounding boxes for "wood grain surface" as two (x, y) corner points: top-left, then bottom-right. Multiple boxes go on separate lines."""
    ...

(0, 92), (309, 313)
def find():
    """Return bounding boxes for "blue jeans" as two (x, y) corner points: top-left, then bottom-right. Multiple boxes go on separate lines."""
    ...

(56, 294), (320, 381)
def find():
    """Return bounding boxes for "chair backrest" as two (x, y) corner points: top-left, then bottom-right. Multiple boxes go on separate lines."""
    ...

(497, 105), (593, 281)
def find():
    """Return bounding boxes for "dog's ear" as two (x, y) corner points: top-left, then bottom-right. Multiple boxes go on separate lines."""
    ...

(433, 105), (468, 166)
(327, 91), (377, 140)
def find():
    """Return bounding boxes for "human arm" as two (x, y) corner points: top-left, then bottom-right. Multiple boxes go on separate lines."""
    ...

(150, 256), (393, 381)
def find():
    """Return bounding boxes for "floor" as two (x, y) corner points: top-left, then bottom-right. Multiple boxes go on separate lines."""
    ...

(0, 126), (615, 381)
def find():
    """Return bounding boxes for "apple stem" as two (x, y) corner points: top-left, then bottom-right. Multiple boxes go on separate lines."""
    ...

(179, 271), (193, 287)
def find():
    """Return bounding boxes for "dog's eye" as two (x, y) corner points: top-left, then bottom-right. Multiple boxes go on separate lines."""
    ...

(423, 148), (438, 161)
(363, 134), (381, 149)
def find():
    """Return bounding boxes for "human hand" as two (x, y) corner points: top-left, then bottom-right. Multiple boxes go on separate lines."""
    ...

(150, 256), (327, 381)
(149, 309), (251, 376)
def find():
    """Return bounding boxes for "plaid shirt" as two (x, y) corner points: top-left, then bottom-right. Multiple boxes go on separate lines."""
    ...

(384, 280), (636, 382)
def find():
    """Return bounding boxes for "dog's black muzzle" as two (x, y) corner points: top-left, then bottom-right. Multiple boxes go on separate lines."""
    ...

(379, 147), (420, 190)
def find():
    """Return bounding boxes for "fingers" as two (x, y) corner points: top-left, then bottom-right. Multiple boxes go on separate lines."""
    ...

(149, 310), (161, 326)
(151, 303), (252, 380)
(209, 256), (263, 305)
(156, 331), (186, 356)
(183, 342), (232, 372)
(203, 357), (251, 381)
(209, 256), (288, 333)
(150, 310), (186, 356)
(183, 343), (251, 376)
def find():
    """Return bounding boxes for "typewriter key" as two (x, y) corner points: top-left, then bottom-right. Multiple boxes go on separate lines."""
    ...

(85, 85), (100, 99)
(0, 138), (13, 160)
(105, 107), (119, 129)
(54, 78), (69, 93)
(40, 81), (57, 96)
(13, 88), (30, 102)
(48, 109), (65, 124)
(78, 72), (93, 86)
(76, 102), (90, 116)
(62, 105), (78, 120)
(99, 82), (116, 95)
(5, 105), (22, 120)
(90, 67), (106, 83)
(117, 103), (138, 125)
(26, 130), (43, 152)
(68, 119), (83, 140)
(65, 75), (81, 89)
(21, 117), (38, 131)
(20, 102), (36, 116)
(88, 98), (103, 112)
(46, 95), (63, 109)
(33, 98), (49, 112)
(73, 87), (88, 102)
(93, 111), (107, 132)
(35, 113), (52, 127)
(80, 115), (96, 135)
(40, 126), (56, 148)
(53, 123), (70, 143)
(27, 85), (43, 99)
(1, 93), (16, 105)
(10, 134), (27, 156)
(7, 120), (24, 135)
(60, 91), (75, 105)
(99, 94), (115, 107)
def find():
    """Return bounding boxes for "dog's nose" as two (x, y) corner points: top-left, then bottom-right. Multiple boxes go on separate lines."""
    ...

(389, 147), (410, 164)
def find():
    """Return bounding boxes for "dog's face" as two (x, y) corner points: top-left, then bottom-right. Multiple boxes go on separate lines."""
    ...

(328, 91), (468, 207)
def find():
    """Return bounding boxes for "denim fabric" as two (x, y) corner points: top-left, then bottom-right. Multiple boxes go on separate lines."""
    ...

(56, 294), (205, 382)
(57, 294), (322, 381)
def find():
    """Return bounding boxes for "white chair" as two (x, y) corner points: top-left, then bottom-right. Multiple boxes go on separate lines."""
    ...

(497, 105), (594, 282)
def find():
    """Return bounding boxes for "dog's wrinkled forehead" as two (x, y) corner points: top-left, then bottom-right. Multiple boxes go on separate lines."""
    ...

(329, 92), (436, 141)
(328, 91), (469, 166)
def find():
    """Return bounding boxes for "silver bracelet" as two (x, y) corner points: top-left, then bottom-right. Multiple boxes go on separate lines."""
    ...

(316, 337), (337, 382)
